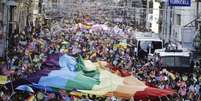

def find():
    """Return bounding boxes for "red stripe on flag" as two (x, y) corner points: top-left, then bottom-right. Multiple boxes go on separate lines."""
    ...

(134, 87), (175, 100)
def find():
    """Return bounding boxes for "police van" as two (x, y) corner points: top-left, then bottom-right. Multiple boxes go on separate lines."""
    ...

(154, 44), (193, 71)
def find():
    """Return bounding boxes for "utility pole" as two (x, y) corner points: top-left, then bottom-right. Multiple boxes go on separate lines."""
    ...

(196, 0), (199, 30)
(165, 1), (168, 42)
(169, 6), (173, 42)
(146, 0), (150, 30)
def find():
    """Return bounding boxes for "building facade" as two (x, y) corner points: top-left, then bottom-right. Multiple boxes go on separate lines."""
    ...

(0, 0), (17, 58)
(172, 0), (200, 50)
(158, 0), (200, 51)
(0, 0), (41, 58)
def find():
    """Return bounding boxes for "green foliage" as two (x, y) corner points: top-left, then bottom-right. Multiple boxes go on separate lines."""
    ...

(194, 25), (201, 52)
(198, 25), (201, 53)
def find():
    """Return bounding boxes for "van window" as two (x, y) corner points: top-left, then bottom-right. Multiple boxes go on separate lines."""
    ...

(161, 56), (190, 68)
(138, 41), (162, 54)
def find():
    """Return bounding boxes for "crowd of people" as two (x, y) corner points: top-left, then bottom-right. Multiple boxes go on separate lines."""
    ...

(0, 16), (200, 101)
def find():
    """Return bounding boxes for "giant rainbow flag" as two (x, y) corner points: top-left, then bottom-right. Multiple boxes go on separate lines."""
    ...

(27, 53), (174, 99)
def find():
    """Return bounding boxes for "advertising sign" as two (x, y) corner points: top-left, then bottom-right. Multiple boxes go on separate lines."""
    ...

(169, 0), (191, 6)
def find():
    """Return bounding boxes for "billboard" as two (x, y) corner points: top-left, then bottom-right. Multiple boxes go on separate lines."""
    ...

(169, 0), (191, 6)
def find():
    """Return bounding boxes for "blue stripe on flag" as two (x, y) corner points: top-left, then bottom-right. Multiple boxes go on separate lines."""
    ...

(59, 54), (77, 71)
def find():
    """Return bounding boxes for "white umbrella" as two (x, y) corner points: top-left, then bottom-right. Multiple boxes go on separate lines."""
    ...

(15, 85), (34, 93)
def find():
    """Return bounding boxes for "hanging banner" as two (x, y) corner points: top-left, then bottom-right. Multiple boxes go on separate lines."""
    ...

(169, 0), (191, 6)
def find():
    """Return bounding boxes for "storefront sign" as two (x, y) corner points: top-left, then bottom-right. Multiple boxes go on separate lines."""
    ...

(169, 0), (191, 6)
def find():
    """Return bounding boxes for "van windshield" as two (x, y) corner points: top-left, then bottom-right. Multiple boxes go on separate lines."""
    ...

(161, 56), (190, 68)
(138, 41), (162, 54)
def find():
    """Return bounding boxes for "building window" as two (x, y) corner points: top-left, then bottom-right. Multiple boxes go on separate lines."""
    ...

(52, 0), (58, 8)
(132, 1), (136, 7)
(52, 0), (57, 3)
(132, 1), (140, 8)
(176, 14), (181, 25)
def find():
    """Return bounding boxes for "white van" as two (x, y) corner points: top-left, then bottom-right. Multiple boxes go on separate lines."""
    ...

(154, 46), (192, 70)
(134, 32), (163, 60)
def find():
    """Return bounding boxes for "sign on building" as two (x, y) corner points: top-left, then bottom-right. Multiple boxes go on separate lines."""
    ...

(169, 0), (191, 6)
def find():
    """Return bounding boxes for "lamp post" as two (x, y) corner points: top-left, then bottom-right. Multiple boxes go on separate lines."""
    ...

(196, 0), (200, 30)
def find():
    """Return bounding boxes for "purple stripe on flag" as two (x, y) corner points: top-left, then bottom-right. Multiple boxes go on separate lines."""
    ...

(27, 53), (63, 83)
(44, 53), (63, 67)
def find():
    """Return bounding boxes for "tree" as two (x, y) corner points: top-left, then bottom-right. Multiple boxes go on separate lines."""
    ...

(198, 25), (201, 65)
(196, 24), (201, 53)
(194, 24), (201, 67)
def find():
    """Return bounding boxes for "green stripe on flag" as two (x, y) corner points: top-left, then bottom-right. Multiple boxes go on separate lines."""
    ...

(77, 55), (99, 77)
(65, 72), (100, 91)
(76, 55), (85, 71)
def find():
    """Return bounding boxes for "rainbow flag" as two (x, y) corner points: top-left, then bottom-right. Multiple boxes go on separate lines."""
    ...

(27, 53), (174, 99)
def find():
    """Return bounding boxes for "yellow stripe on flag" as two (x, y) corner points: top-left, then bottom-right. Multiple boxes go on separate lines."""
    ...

(79, 61), (147, 98)
(0, 75), (7, 84)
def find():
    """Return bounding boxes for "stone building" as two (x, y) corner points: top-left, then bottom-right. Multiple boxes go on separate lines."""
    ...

(159, 0), (201, 50)
(0, 0), (41, 58)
